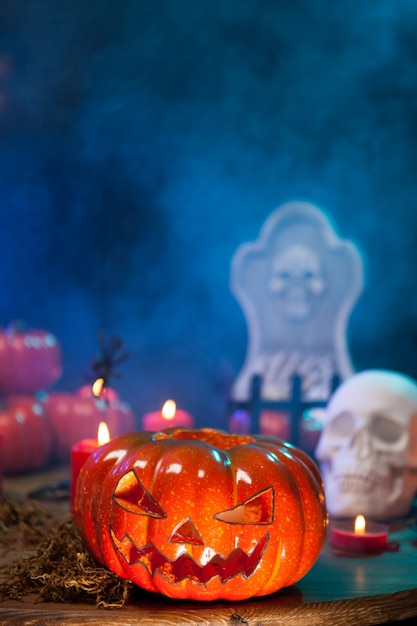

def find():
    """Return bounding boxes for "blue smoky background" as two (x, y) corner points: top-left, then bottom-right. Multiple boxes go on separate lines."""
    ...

(0, 0), (416, 428)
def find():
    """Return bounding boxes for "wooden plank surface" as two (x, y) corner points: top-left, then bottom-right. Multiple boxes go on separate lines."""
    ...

(1, 468), (417, 625)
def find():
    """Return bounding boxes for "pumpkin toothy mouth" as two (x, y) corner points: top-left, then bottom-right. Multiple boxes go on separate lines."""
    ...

(111, 530), (269, 585)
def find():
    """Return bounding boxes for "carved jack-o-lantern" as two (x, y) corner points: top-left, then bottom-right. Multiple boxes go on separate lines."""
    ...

(74, 428), (326, 601)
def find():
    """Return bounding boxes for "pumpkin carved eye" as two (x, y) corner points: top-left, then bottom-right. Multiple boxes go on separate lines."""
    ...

(215, 487), (274, 524)
(113, 469), (166, 518)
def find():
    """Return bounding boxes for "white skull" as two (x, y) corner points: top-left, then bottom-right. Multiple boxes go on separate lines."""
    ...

(269, 244), (325, 321)
(315, 369), (417, 520)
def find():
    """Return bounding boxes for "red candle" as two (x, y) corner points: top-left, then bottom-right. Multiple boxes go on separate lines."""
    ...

(330, 515), (394, 554)
(70, 421), (110, 509)
(142, 400), (194, 431)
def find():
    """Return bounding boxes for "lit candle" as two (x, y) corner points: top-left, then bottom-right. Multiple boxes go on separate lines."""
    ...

(330, 515), (399, 554)
(142, 400), (194, 431)
(70, 421), (110, 509)
(77, 377), (119, 403)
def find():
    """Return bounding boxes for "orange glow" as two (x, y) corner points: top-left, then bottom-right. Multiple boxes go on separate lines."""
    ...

(98, 421), (110, 445)
(92, 377), (105, 397)
(74, 428), (327, 601)
(354, 514), (366, 534)
(162, 400), (176, 420)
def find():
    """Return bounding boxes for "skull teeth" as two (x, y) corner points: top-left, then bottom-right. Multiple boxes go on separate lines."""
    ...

(335, 472), (390, 493)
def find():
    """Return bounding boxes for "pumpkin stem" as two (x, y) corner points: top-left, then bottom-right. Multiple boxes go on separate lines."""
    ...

(155, 428), (255, 450)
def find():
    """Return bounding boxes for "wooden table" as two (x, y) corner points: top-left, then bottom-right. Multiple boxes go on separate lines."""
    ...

(1, 468), (417, 625)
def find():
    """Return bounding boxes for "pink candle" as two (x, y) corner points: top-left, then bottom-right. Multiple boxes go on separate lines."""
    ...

(77, 377), (119, 402)
(142, 400), (194, 431)
(70, 422), (110, 509)
(330, 515), (398, 554)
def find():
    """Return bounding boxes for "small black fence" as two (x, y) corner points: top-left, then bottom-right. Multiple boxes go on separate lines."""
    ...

(229, 373), (340, 448)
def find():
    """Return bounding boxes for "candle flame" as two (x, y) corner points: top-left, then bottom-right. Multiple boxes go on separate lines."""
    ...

(162, 399), (176, 420)
(92, 377), (105, 397)
(98, 421), (110, 445)
(354, 514), (366, 534)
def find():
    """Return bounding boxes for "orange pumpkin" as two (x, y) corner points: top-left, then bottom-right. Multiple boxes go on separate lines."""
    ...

(74, 427), (327, 601)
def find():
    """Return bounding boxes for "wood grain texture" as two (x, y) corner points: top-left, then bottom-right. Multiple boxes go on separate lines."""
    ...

(1, 589), (417, 625)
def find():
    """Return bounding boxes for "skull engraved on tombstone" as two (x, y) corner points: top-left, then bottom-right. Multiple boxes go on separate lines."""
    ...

(230, 201), (364, 403)
(315, 369), (417, 520)
(269, 244), (326, 321)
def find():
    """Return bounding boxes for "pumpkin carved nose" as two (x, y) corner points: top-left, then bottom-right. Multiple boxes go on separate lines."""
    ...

(169, 518), (204, 546)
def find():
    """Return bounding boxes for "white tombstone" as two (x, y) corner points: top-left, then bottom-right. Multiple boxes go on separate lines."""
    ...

(230, 201), (364, 403)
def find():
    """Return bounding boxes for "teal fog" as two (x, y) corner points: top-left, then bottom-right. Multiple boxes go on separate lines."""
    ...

(0, 0), (416, 428)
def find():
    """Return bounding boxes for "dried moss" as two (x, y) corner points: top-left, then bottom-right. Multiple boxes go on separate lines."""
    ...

(0, 498), (53, 548)
(0, 499), (135, 609)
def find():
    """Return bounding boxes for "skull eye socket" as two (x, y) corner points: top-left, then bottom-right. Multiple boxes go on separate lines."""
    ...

(327, 411), (355, 438)
(370, 414), (404, 444)
(113, 470), (166, 518)
(215, 487), (274, 525)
